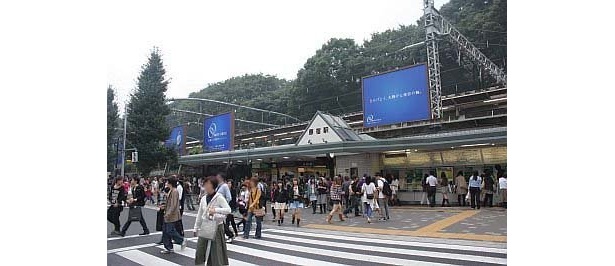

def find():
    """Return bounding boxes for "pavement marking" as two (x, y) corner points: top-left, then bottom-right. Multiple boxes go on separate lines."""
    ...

(243, 238), (453, 266)
(415, 210), (480, 234)
(263, 232), (506, 264)
(266, 229), (507, 254)
(116, 249), (181, 266)
(108, 243), (159, 254)
(107, 229), (196, 241)
(154, 245), (257, 266)
(142, 205), (198, 218)
(209, 238), (348, 266)
(304, 224), (507, 242)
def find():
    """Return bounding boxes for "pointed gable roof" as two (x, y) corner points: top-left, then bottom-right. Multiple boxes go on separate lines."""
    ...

(296, 111), (369, 145)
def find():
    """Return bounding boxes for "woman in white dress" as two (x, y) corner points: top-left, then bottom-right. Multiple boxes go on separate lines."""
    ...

(361, 176), (377, 223)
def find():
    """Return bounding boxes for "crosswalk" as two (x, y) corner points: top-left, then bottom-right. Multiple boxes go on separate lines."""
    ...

(108, 228), (507, 265)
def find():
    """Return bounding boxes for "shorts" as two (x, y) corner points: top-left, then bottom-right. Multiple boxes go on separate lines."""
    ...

(274, 202), (287, 210)
(289, 200), (304, 209)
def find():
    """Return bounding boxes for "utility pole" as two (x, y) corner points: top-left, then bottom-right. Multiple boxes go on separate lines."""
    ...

(121, 106), (127, 177)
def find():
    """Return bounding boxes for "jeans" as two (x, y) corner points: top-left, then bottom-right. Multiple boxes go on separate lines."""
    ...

(344, 195), (360, 215)
(427, 187), (437, 207)
(243, 211), (262, 238)
(121, 207), (149, 234)
(470, 187), (481, 209)
(363, 202), (373, 218)
(377, 197), (390, 219)
(185, 194), (195, 210)
(162, 222), (184, 251)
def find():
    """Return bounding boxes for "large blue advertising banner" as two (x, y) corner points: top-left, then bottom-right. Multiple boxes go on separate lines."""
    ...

(203, 112), (234, 152)
(165, 125), (186, 155)
(362, 64), (430, 127)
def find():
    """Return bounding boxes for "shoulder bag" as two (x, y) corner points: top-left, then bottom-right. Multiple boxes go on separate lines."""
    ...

(128, 206), (142, 222)
(198, 194), (220, 240)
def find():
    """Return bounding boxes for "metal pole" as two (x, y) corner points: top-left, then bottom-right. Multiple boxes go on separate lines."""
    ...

(121, 106), (127, 177)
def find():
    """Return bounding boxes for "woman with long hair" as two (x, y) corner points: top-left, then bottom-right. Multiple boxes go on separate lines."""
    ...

(194, 176), (231, 265)
(468, 171), (482, 209)
(273, 181), (288, 226)
(316, 177), (328, 214)
(327, 176), (345, 223)
(308, 177), (318, 214)
(243, 177), (263, 239)
(289, 178), (304, 227)
(454, 171), (468, 207)
(361, 176), (377, 223)
(235, 181), (249, 232)
(440, 172), (451, 207)
(270, 181), (277, 222)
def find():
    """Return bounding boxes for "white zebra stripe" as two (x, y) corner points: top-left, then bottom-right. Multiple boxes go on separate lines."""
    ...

(116, 249), (181, 266)
(262, 232), (506, 265)
(155, 244), (257, 266)
(267, 228), (507, 254)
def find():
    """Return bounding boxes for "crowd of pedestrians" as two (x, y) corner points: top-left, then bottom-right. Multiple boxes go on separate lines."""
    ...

(108, 168), (506, 265)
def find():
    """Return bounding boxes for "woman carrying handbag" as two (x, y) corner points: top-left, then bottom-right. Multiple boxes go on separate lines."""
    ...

(194, 176), (231, 266)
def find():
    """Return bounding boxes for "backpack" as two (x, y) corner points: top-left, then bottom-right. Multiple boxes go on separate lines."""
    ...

(381, 178), (392, 197)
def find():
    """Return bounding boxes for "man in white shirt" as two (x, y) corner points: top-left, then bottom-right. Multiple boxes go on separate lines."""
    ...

(498, 173), (507, 209)
(426, 172), (438, 208)
(375, 173), (390, 220)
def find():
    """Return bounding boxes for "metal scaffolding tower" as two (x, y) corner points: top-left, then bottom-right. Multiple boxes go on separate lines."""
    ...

(423, 0), (506, 119)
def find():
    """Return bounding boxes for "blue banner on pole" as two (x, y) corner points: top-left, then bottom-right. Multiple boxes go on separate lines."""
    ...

(362, 64), (430, 127)
(203, 112), (234, 152)
(165, 126), (186, 155)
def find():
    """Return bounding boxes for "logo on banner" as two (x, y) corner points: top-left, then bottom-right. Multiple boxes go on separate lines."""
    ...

(366, 114), (382, 125)
(208, 123), (217, 139)
(175, 133), (182, 146)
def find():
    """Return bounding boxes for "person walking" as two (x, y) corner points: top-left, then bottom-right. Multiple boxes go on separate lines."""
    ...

(327, 176), (345, 223)
(194, 176), (231, 266)
(215, 173), (234, 243)
(375, 173), (391, 220)
(390, 176), (400, 206)
(426, 172), (438, 208)
(273, 181), (288, 226)
(420, 174), (430, 206)
(289, 178), (304, 227)
(468, 171), (482, 209)
(440, 172), (451, 207)
(317, 177), (328, 214)
(160, 177), (186, 254)
(342, 176), (351, 213)
(120, 177), (150, 236)
(498, 172), (507, 209)
(361, 176), (377, 223)
(454, 171), (468, 206)
(235, 181), (249, 232)
(343, 176), (361, 217)
(270, 182), (277, 221)
(108, 177), (127, 236)
(225, 180), (239, 241)
(243, 177), (263, 239)
(307, 177), (318, 214)
(482, 171), (495, 208)
(185, 180), (195, 211)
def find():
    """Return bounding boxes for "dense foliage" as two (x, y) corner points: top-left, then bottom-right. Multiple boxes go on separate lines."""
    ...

(107, 85), (119, 172)
(127, 48), (175, 176)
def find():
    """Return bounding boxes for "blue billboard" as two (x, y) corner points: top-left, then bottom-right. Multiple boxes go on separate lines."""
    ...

(203, 112), (234, 152)
(362, 64), (430, 127)
(165, 125), (186, 155)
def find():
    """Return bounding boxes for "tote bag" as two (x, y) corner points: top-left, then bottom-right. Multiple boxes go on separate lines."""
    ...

(198, 194), (219, 240)
(128, 207), (142, 222)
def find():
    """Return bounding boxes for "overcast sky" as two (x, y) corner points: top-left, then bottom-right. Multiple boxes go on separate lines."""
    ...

(107, 0), (448, 111)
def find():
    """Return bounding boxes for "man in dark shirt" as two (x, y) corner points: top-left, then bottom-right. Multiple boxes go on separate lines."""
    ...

(120, 177), (150, 236)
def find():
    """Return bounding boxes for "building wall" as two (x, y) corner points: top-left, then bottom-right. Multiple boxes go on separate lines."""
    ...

(297, 115), (342, 145)
(335, 153), (382, 177)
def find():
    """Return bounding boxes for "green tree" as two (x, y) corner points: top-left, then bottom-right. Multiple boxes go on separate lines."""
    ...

(127, 48), (172, 176)
(107, 85), (119, 172)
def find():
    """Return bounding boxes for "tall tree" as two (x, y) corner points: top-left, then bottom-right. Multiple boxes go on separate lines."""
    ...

(127, 48), (172, 176)
(107, 85), (119, 172)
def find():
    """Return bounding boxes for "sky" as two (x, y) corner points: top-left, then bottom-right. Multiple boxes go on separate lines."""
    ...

(107, 0), (448, 111)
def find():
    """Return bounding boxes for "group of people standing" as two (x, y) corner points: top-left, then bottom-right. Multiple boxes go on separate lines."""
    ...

(421, 169), (508, 209)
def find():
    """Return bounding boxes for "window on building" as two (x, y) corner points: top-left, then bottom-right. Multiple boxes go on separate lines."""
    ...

(323, 127), (329, 133)
(309, 129), (313, 135)
(316, 128), (321, 134)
